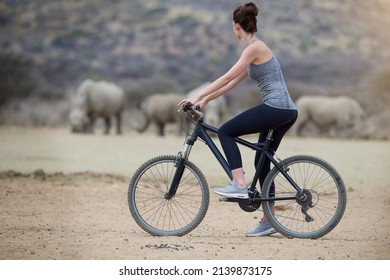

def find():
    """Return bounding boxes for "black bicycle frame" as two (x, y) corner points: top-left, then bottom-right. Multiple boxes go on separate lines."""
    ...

(168, 115), (303, 202)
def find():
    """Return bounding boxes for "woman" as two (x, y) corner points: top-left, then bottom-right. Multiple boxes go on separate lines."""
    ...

(179, 2), (297, 237)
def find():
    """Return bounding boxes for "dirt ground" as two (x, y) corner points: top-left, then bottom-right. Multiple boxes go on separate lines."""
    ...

(0, 126), (389, 260)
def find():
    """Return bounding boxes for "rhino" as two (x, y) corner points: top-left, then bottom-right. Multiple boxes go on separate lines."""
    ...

(132, 93), (184, 136)
(69, 79), (126, 134)
(290, 95), (365, 137)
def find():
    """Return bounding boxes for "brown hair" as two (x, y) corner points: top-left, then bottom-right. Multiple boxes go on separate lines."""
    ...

(233, 2), (258, 33)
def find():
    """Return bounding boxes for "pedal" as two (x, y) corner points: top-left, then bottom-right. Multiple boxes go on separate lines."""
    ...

(218, 197), (244, 203)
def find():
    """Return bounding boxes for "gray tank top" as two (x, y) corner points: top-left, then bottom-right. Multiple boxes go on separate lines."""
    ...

(247, 55), (296, 110)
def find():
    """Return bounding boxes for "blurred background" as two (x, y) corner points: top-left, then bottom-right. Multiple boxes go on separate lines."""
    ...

(0, 0), (389, 138)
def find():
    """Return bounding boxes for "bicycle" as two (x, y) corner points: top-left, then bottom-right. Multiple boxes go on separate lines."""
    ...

(128, 103), (347, 239)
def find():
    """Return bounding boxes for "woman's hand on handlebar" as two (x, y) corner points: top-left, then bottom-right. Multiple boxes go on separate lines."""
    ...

(178, 96), (205, 110)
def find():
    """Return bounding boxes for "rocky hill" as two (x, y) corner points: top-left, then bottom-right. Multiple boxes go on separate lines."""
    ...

(0, 0), (389, 131)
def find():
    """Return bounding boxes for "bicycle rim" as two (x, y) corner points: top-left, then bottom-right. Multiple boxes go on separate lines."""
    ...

(262, 155), (346, 239)
(128, 155), (209, 236)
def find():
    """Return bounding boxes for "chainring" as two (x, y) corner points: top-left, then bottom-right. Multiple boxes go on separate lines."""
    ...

(238, 200), (262, 212)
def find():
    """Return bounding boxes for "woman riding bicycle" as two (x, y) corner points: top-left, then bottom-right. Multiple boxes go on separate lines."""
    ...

(179, 2), (298, 237)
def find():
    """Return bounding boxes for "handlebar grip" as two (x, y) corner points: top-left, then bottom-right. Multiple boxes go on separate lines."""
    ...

(182, 101), (192, 112)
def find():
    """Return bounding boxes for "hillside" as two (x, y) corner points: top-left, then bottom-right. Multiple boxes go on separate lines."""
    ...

(0, 0), (389, 129)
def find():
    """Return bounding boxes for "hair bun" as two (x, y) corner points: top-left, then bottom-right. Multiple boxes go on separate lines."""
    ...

(233, 2), (259, 33)
(242, 2), (258, 17)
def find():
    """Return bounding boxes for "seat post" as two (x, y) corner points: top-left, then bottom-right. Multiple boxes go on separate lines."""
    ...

(266, 129), (274, 142)
(263, 129), (274, 151)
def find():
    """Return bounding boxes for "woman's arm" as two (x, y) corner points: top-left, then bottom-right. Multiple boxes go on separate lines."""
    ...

(179, 44), (258, 107)
(198, 45), (257, 98)
(201, 71), (248, 105)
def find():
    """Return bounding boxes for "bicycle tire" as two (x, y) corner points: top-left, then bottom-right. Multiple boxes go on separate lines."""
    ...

(262, 155), (346, 239)
(128, 155), (209, 236)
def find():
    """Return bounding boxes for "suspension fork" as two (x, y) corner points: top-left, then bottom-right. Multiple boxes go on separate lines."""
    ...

(165, 156), (186, 199)
(165, 127), (198, 199)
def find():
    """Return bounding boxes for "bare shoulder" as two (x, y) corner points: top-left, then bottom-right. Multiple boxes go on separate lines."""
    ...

(250, 40), (273, 64)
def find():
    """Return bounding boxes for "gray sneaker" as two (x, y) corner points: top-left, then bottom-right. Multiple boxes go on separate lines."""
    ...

(245, 219), (277, 237)
(213, 180), (248, 199)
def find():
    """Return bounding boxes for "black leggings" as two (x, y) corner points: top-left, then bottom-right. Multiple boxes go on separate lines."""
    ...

(218, 103), (298, 187)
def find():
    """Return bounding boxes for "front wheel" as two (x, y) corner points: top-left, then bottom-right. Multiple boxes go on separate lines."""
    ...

(128, 155), (209, 236)
(262, 155), (347, 239)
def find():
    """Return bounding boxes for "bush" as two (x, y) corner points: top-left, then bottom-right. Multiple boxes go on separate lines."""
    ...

(0, 52), (37, 106)
(0, 97), (70, 126)
(370, 67), (390, 94)
(357, 67), (390, 112)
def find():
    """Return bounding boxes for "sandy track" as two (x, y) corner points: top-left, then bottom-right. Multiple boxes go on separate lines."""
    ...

(0, 127), (389, 259)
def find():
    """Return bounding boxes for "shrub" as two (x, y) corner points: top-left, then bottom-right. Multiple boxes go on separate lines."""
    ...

(0, 52), (37, 106)
(370, 67), (390, 94)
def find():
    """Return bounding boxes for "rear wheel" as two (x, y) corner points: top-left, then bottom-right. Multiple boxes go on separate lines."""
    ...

(262, 155), (347, 239)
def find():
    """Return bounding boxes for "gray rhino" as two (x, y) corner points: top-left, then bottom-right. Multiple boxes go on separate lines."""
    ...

(132, 93), (184, 136)
(290, 95), (364, 137)
(69, 79), (125, 134)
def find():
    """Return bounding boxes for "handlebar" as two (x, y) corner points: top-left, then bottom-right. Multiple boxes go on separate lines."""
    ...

(180, 102), (204, 119)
